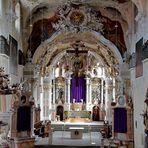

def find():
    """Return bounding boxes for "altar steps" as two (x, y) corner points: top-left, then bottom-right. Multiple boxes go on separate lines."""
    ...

(51, 121), (104, 132)
(35, 145), (101, 148)
(35, 131), (103, 147)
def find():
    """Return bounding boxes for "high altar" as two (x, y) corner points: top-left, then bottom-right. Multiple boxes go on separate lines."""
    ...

(32, 61), (120, 123)
(71, 102), (85, 111)
(30, 40), (125, 124)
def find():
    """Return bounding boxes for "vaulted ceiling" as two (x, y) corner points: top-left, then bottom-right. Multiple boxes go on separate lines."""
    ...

(17, 0), (142, 75)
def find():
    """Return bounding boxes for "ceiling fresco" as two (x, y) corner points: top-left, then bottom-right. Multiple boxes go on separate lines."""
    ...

(9, 0), (144, 78)
(17, 0), (140, 77)
(27, 15), (58, 55)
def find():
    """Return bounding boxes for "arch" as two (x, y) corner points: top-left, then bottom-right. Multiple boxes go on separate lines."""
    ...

(132, 0), (145, 21)
(15, 2), (21, 33)
(32, 31), (123, 67)
(25, 2), (55, 28)
(56, 105), (64, 121)
(92, 31), (123, 64)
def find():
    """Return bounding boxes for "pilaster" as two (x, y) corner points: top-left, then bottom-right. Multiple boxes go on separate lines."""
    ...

(86, 77), (90, 110)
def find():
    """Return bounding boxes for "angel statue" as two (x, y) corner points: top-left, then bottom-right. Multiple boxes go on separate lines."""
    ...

(142, 89), (148, 135)
(143, 98), (148, 135)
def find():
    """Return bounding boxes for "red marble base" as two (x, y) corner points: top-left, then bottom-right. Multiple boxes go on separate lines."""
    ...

(14, 137), (35, 148)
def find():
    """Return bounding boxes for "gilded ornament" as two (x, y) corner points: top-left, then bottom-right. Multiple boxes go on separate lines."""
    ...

(70, 11), (85, 26)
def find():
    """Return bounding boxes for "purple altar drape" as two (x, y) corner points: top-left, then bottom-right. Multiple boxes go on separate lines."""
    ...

(114, 107), (127, 133)
(70, 76), (86, 103)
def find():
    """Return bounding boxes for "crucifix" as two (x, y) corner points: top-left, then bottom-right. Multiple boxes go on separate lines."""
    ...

(67, 40), (88, 86)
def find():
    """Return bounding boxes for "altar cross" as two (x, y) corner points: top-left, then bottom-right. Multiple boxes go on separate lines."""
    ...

(67, 40), (88, 86)
(67, 40), (87, 56)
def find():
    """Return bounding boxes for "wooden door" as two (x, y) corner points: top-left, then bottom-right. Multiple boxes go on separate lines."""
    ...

(56, 105), (64, 121)
(92, 106), (100, 121)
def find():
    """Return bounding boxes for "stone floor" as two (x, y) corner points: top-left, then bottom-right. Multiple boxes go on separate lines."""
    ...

(35, 131), (107, 146)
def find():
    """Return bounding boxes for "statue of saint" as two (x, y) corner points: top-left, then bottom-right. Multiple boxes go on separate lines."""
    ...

(144, 98), (148, 134)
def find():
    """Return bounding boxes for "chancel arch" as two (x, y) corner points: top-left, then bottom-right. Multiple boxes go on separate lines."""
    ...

(28, 1), (129, 132)
(32, 31), (123, 66)
(31, 32), (124, 124)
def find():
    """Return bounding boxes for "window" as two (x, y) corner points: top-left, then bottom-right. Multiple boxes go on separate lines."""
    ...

(15, 2), (20, 33)
(0, 0), (2, 17)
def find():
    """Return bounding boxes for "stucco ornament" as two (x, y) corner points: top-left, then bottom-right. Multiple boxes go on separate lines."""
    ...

(52, 0), (106, 33)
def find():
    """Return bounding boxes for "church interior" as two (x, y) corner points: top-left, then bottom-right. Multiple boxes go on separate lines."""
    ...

(0, 0), (148, 147)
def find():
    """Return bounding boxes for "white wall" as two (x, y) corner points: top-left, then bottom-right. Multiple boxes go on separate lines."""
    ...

(0, 0), (24, 113)
(131, 59), (148, 148)
(129, 10), (148, 147)
(0, 0), (23, 82)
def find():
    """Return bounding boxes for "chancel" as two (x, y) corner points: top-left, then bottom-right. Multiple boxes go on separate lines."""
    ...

(0, 0), (148, 148)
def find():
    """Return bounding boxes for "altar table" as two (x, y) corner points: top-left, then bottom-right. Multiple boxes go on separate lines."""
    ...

(69, 127), (84, 139)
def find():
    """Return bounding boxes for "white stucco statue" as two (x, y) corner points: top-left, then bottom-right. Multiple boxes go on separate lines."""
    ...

(144, 98), (148, 134)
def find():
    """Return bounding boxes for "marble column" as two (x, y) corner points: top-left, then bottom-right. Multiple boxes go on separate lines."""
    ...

(43, 84), (50, 120)
(35, 79), (40, 106)
(108, 80), (113, 124)
(67, 78), (71, 110)
(64, 80), (67, 104)
(105, 78), (113, 123)
(90, 80), (92, 104)
(32, 79), (40, 106)
(101, 79), (104, 106)
(88, 80), (91, 104)
(52, 79), (56, 105)
(100, 79), (105, 120)
(112, 77), (116, 101)
(86, 77), (90, 109)
(105, 80), (109, 121)
(40, 77), (44, 121)
(48, 81), (52, 110)
(67, 78), (71, 104)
